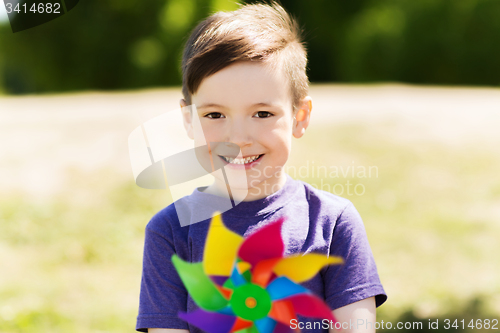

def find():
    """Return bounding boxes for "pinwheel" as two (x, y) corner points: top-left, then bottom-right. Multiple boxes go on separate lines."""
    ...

(172, 212), (343, 333)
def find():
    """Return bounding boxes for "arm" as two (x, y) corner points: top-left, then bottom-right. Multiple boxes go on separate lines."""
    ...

(148, 329), (189, 333)
(323, 202), (386, 332)
(330, 297), (376, 333)
(136, 214), (190, 332)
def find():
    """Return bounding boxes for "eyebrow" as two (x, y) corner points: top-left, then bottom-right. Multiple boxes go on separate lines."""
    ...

(252, 102), (276, 108)
(197, 102), (277, 110)
(197, 103), (226, 110)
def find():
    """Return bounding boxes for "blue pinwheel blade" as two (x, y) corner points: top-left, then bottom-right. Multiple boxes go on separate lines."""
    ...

(266, 276), (308, 300)
(216, 306), (235, 316)
(230, 264), (248, 287)
(254, 317), (277, 333)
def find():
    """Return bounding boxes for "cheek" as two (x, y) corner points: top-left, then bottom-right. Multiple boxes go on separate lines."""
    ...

(266, 119), (294, 145)
(264, 129), (293, 155)
(195, 123), (221, 144)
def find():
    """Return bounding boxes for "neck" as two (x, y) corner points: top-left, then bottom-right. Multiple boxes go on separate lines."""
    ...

(204, 172), (288, 202)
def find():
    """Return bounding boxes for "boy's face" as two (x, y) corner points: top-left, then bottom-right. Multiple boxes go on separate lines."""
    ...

(181, 61), (311, 200)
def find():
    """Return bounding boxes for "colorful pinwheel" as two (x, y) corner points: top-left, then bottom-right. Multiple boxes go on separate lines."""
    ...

(171, 212), (343, 333)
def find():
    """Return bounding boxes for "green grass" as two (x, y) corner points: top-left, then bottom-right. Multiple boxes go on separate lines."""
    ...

(0, 170), (171, 333)
(1, 119), (499, 332)
(292, 120), (500, 321)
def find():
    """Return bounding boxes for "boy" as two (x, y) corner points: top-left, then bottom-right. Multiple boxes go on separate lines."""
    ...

(137, 3), (386, 332)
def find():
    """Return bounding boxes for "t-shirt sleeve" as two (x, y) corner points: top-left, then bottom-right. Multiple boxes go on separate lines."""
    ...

(322, 202), (387, 310)
(136, 213), (189, 332)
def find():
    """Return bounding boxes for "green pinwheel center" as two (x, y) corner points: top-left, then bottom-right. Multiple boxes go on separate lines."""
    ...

(229, 283), (272, 321)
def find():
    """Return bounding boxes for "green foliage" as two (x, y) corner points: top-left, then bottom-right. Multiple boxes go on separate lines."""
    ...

(0, 0), (242, 94)
(210, 0), (240, 12)
(160, 0), (196, 35)
(1, 0), (500, 94)
(248, 0), (500, 86)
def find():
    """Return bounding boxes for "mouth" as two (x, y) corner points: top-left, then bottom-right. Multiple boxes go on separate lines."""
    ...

(218, 154), (264, 165)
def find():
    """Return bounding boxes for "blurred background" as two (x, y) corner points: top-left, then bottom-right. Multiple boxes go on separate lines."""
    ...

(1, 0), (499, 332)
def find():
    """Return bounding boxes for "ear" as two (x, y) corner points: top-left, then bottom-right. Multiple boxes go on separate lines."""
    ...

(292, 96), (312, 139)
(180, 99), (194, 140)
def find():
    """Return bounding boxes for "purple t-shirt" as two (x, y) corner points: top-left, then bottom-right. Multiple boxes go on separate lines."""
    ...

(136, 174), (387, 332)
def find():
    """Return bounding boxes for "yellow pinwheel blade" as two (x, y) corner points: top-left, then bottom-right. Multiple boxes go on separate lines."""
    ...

(203, 212), (244, 276)
(273, 253), (343, 283)
(236, 261), (251, 273)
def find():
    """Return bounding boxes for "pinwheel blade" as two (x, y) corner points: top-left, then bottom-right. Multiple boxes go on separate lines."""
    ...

(217, 306), (235, 316)
(268, 299), (296, 324)
(172, 255), (228, 311)
(215, 285), (233, 300)
(230, 263), (249, 287)
(251, 258), (281, 287)
(179, 308), (237, 333)
(234, 325), (260, 333)
(274, 321), (295, 333)
(230, 318), (253, 332)
(237, 261), (252, 272)
(204, 213), (244, 276)
(273, 254), (343, 283)
(223, 276), (236, 290)
(266, 276), (308, 300)
(287, 294), (335, 321)
(238, 218), (285, 266)
(254, 317), (277, 333)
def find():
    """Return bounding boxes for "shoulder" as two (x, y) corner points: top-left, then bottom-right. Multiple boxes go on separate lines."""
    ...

(279, 178), (363, 254)
(295, 179), (355, 219)
(145, 200), (186, 239)
(292, 179), (367, 240)
(147, 202), (177, 228)
(143, 199), (194, 262)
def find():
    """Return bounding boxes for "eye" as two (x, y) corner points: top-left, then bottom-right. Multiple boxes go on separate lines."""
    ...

(204, 112), (225, 119)
(254, 111), (273, 118)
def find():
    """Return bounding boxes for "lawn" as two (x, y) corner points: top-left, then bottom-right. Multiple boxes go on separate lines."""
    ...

(1, 86), (499, 332)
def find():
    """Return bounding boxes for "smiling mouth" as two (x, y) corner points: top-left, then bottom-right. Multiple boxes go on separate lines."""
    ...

(219, 154), (264, 165)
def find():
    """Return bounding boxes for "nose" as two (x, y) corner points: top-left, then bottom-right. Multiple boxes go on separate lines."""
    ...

(227, 117), (252, 149)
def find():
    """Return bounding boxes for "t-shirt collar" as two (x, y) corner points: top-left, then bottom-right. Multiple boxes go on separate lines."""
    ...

(190, 173), (299, 217)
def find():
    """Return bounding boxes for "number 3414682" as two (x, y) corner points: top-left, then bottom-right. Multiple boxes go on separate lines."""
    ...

(444, 319), (499, 330)
(5, 3), (61, 14)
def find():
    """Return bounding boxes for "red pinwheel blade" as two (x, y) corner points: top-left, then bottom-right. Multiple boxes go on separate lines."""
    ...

(238, 218), (285, 266)
(251, 258), (281, 287)
(216, 284), (233, 300)
(179, 308), (237, 333)
(268, 299), (297, 325)
(286, 294), (335, 321)
(274, 321), (296, 333)
(233, 325), (259, 333)
(230, 318), (253, 332)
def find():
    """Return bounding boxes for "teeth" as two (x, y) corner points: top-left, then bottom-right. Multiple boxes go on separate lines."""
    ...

(222, 155), (261, 164)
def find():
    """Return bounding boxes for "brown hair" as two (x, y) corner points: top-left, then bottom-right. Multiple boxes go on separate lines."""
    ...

(181, 2), (308, 110)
